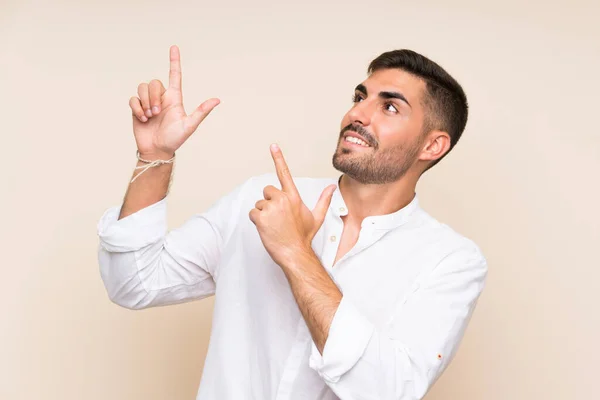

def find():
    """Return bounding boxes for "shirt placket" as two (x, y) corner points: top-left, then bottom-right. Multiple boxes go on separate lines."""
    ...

(320, 211), (345, 271)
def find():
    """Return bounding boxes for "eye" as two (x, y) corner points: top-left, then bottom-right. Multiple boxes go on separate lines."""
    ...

(352, 93), (364, 103)
(384, 102), (398, 114)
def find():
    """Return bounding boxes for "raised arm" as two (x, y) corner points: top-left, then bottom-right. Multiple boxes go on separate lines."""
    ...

(97, 45), (238, 310)
(121, 45), (220, 219)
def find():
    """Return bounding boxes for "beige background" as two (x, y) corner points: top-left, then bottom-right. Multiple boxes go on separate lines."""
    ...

(1, 0), (598, 399)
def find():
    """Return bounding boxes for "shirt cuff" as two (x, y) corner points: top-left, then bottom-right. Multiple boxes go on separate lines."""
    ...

(97, 198), (168, 253)
(309, 295), (375, 383)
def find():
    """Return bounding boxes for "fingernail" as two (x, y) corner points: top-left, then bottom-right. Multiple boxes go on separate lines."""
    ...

(141, 115), (148, 122)
(271, 143), (279, 151)
(145, 109), (152, 118)
(152, 106), (160, 114)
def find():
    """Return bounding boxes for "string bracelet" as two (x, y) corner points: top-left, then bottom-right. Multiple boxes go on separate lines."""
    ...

(130, 150), (176, 183)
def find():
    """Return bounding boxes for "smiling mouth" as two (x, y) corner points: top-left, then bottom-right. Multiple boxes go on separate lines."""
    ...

(343, 135), (371, 147)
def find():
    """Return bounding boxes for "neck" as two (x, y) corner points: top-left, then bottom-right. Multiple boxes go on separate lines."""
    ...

(338, 172), (417, 223)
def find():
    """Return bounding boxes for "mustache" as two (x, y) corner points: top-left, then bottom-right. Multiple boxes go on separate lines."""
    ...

(340, 124), (377, 148)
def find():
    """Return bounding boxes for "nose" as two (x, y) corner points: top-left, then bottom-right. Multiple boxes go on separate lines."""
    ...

(347, 99), (372, 127)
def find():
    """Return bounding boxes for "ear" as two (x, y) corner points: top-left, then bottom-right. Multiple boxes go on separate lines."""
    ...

(418, 130), (451, 163)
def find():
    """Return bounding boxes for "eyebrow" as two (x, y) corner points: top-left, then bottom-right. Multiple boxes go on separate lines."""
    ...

(355, 83), (411, 108)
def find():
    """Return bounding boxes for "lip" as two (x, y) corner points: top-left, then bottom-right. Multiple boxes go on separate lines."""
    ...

(342, 131), (372, 148)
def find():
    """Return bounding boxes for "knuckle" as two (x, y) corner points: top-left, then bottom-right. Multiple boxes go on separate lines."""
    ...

(249, 209), (262, 225)
(258, 211), (269, 222)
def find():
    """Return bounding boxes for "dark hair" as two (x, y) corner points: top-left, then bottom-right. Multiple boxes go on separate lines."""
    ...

(368, 49), (468, 170)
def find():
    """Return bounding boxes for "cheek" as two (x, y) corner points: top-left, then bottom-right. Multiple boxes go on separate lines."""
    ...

(372, 119), (400, 144)
(374, 114), (420, 144)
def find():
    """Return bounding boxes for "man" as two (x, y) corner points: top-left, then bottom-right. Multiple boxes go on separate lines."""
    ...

(97, 45), (487, 400)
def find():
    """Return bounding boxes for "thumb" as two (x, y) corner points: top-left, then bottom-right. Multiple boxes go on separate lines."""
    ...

(312, 184), (337, 227)
(184, 98), (220, 134)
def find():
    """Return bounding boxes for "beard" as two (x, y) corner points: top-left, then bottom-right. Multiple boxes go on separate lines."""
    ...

(332, 124), (421, 184)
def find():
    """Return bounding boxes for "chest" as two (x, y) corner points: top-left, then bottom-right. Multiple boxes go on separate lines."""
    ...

(223, 214), (439, 329)
(333, 220), (360, 266)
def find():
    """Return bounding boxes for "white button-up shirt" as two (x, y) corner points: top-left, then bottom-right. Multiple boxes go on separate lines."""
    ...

(97, 173), (487, 400)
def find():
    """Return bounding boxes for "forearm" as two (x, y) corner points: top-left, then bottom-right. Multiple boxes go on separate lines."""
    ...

(281, 248), (342, 353)
(119, 152), (174, 220)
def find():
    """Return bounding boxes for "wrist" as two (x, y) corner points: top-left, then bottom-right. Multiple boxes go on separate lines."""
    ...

(138, 149), (175, 161)
(279, 243), (318, 272)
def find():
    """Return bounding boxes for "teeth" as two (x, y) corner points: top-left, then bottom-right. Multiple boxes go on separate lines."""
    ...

(345, 136), (369, 147)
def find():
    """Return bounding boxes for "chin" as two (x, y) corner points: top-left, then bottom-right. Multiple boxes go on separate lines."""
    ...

(332, 153), (355, 174)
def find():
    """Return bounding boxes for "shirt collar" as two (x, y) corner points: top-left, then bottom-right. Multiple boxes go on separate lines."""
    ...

(329, 174), (420, 231)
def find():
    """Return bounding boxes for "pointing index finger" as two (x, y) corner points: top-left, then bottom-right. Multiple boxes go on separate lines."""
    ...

(270, 144), (299, 195)
(169, 45), (182, 90)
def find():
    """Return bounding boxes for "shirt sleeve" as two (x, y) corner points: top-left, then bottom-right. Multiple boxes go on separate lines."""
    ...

(308, 242), (488, 399)
(97, 177), (254, 310)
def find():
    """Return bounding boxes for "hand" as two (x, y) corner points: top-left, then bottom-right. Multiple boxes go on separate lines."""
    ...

(128, 45), (220, 159)
(249, 144), (337, 267)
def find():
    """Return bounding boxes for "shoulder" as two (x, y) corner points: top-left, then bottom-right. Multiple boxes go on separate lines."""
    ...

(408, 207), (488, 278)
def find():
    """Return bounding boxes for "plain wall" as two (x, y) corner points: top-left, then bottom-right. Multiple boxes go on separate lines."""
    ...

(1, 0), (598, 399)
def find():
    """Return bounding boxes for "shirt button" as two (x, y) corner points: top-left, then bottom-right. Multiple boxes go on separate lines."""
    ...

(330, 235), (337, 242)
(339, 207), (346, 212)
